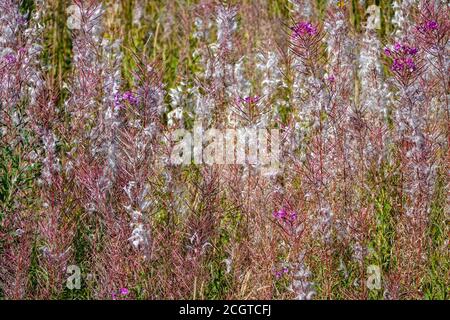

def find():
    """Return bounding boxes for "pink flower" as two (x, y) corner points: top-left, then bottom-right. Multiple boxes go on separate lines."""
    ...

(291, 21), (318, 38)
(240, 96), (260, 104)
(274, 266), (289, 279)
(419, 20), (438, 32)
(426, 20), (438, 30)
(273, 208), (287, 220)
(385, 42), (419, 75)
(406, 47), (418, 55)
(15, 15), (27, 26)
(391, 43), (418, 56)
(3, 53), (16, 64)
(273, 207), (298, 223)
(119, 288), (129, 295)
(327, 74), (335, 83)
(122, 91), (138, 106)
(289, 211), (298, 221)
(114, 91), (139, 108)
(391, 58), (404, 72)
(114, 93), (123, 108)
(405, 58), (416, 71)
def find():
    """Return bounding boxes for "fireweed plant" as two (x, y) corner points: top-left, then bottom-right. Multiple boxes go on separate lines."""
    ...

(0, 0), (448, 300)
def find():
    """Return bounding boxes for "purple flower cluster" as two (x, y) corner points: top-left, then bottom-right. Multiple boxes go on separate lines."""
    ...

(111, 287), (129, 300)
(391, 58), (416, 72)
(16, 15), (28, 26)
(326, 74), (335, 84)
(384, 42), (419, 73)
(291, 21), (318, 39)
(384, 43), (418, 56)
(274, 267), (289, 279)
(273, 207), (298, 223)
(122, 91), (139, 105)
(418, 19), (439, 32)
(3, 53), (17, 64)
(240, 95), (260, 104)
(114, 91), (139, 108)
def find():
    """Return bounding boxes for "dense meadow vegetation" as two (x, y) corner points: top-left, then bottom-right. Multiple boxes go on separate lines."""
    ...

(0, 0), (448, 299)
